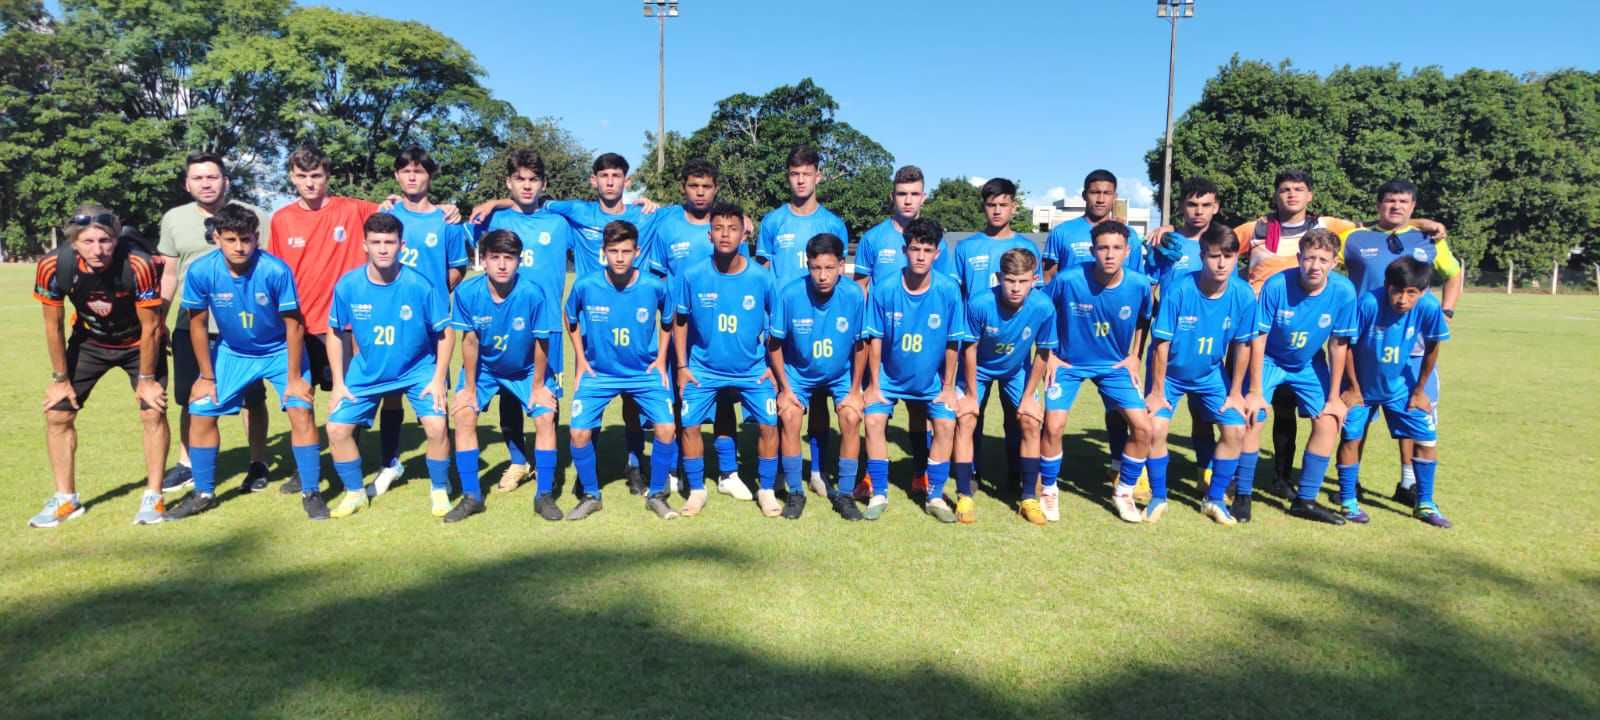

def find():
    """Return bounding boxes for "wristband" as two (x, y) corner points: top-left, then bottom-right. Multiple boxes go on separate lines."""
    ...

(138, 374), (158, 381)
(51, 371), (69, 383)
(1442, 309), (1455, 319)
(198, 375), (215, 381)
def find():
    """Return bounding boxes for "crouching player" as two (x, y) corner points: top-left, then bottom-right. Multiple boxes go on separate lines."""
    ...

(862, 218), (972, 523)
(1233, 228), (1354, 525)
(1144, 224), (1264, 525)
(323, 214), (453, 518)
(1336, 257), (1452, 528)
(771, 233), (867, 520)
(566, 221), (680, 521)
(446, 229), (559, 523)
(1041, 221), (1155, 524)
(165, 205), (324, 520)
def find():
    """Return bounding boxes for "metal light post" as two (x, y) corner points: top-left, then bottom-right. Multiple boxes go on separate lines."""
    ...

(643, 1), (679, 173)
(1157, 0), (1194, 226)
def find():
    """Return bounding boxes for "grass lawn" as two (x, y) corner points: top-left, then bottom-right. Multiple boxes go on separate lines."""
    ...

(0, 263), (1595, 719)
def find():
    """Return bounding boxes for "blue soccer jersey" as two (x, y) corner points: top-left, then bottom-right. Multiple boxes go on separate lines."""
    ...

(385, 204), (468, 292)
(675, 259), (776, 381)
(1257, 269), (1359, 371)
(966, 287), (1056, 381)
(770, 275), (865, 386)
(474, 206), (576, 375)
(1042, 216), (1146, 274)
(180, 250), (300, 357)
(328, 265), (450, 395)
(1146, 228), (1204, 291)
(863, 272), (971, 395)
(450, 274), (558, 380)
(544, 199), (659, 277)
(757, 203), (849, 285)
(853, 219), (958, 286)
(566, 270), (673, 376)
(953, 233), (1041, 297)
(1350, 289), (1449, 404)
(1340, 227), (1462, 294)
(1151, 273), (1258, 382)
(645, 205), (746, 278)
(1047, 266), (1154, 368)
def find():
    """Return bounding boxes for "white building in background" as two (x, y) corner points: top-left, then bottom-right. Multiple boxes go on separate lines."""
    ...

(1031, 197), (1152, 238)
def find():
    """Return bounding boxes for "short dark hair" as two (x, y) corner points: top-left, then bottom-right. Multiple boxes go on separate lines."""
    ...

(1377, 179), (1417, 202)
(1181, 177), (1219, 202)
(364, 213), (403, 239)
(709, 202), (744, 225)
(393, 145), (438, 175)
(505, 149), (546, 180)
(479, 229), (523, 256)
(1384, 256), (1432, 291)
(787, 146), (821, 169)
(980, 178), (1017, 203)
(184, 152), (227, 177)
(602, 220), (638, 248)
(681, 159), (718, 183)
(593, 152), (629, 174)
(903, 217), (942, 248)
(892, 165), (924, 186)
(1198, 222), (1238, 255)
(210, 204), (259, 237)
(288, 144), (330, 173)
(1083, 169), (1118, 189)
(1300, 227), (1339, 256)
(1091, 220), (1131, 245)
(998, 247), (1037, 276)
(805, 232), (845, 261)
(1274, 168), (1313, 189)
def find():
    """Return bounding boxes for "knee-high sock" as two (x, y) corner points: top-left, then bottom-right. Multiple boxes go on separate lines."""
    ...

(684, 456), (706, 492)
(335, 458), (364, 493)
(291, 444), (321, 496)
(1117, 453), (1147, 491)
(626, 428), (645, 469)
(954, 461), (974, 496)
(379, 407), (404, 467)
(572, 443), (599, 498)
(1206, 455), (1239, 503)
(867, 458), (889, 496)
(1296, 450), (1331, 502)
(758, 456), (779, 492)
(714, 436), (737, 477)
(836, 457), (859, 496)
(1147, 454), (1170, 501)
(650, 439), (677, 495)
(1018, 457), (1041, 499)
(926, 460), (950, 499)
(780, 455), (803, 494)
(534, 449), (558, 496)
(426, 457), (450, 492)
(1234, 451), (1259, 497)
(1194, 428), (1216, 474)
(191, 445), (219, 495)
(1337, 463), (1361, 506)
(455, 449), (481, 499)
(1413, 458), (1437, 507)
(1040, 453), (1062, 488)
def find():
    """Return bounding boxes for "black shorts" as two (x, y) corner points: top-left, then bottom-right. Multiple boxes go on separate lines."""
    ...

(54, 336), (169, 412)
(171, 328), (266, 408)
(306, 333), (334, 392)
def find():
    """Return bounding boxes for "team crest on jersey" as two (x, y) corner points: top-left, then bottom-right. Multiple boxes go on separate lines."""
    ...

(928, 313), (942, 329)
(1047, 384), (1062, 400)
(1405, 327), (1415, 338)
(636, 307), (649, 323)
(742, 295), (756, 311)
(539, 232), (551, 246)
(333, 226), (347, 243)
(87, 299), (113, 316)
(1119, 305), (1133, 320)
(835, 317), (849, 333)
(1022, 327), (1033, 340)
(425, 233), (438, 248)
(1412, 247), (1428, 261)
(256, 291), (270, 306)
(571, 399), (583, 415)
(399, 304), (413, 321)
(513, 317), (526, 331)
(1318, 313), (1332, 328)
(1222, 316), (1232, 330)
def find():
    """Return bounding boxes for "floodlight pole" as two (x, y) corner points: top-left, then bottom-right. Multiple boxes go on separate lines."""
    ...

(1158, 1), (1193, 227)
(643, 2), (678, 172)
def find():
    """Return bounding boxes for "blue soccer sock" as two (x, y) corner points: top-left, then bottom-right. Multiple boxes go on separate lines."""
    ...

(426, 457), (451, 492)
(379, 407), (403, 467)
(534, 448), (558, 496)
(1194, 427), (1216, 473)
(1413, 457), (1438, 507)
(1019, 457), (1041, 499)
(837, 457), (859, 496)
(335, 458), (364, 493)
(684, 456), (706, 491)
(954, 461), (974, 497)
(780, 455), (803, 494)
(501, 409), (527, 466)
(758, 456), (779, 492)
(1207, 455), (1239, 503)
(1107, 414), (1129, 459)
(1040, 453), (1062, 489)
(927, 460), (951, 499)
(1297, 450), (1331, 502)
(715, 436), (738, 477)
(455, 449), (481, 499)
(807, 433), (825, 477)
(190, 445), (219, 495)
(572, 442), (599, 499)
(1337, 463), (1361, 506)
(1234, 451), (1260, 497)
(867, 458), (889, 496)
(650, 439), (677, 495)
(1148, 453), (1170, 500)
(626, 428), (645, 469)
(1117, 453), (1147, 491)
(291, 444), (321, 496)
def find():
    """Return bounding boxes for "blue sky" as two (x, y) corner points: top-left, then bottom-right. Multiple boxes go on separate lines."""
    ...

(274, 2), (1598, 212)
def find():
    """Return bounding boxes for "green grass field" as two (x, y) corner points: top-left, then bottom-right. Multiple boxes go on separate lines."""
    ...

(0, 263), (1595, 719)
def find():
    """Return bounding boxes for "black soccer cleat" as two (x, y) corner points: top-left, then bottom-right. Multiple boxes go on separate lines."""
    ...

(443, 495), (485, 524)
(781, 492), (806, 520)
(566, 496), (603, 521)
(831, 494), (863, 521)
(243, 461), (271, 493)
(1230, 494), (1253, 523)
(280, 477), (303, 495)
(645, 493), (679, 520)
(1392, 481), (1417, 508)
(625, 466), (646, 496)
(163, 492), (217, 521)
(534, 493), (564, 522)
(1288, 499), (1346, 525)
(301, 492), (330, 520)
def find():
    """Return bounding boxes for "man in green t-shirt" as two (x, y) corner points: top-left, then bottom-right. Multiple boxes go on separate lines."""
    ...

(157, 152), (274, 492)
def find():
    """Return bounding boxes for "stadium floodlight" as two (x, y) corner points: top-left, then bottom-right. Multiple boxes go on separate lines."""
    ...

(1156, 0), (1194, 18)
(644, 2), (680, 171)
(1157, 0), (1195, 226)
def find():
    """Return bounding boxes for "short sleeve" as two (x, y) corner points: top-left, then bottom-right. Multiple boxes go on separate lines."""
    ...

(656, 283), (673, 329)
(768, 290), (789, 341)
(1431, 238), (1462, 278)
(131, 255), (161, 307)
(274, 266), (301, 312)
(1035, 304), (1059, 350)
(1041, 225), (1064, 263)
(179, 263), (208, 311)
(1230, 290), (1258, 343)
(862, 292), (886, 339)
(672, 273), (690, 316)
(157, 211), (179, 258)
(1151, 290), (1178, 341)
(1421, 302), (1451, 342)
(561, 283), (580, 329)
(755, 212), (777, 261)
(328, 283), (350, 332)
(1126, 228), (1147, 274)
(1138, 281), (1155, 321)
(853, 234), (873, 278)
(425, 283), (450, 333)
(446, 226), (469, 269)
(1331, 288), (1358, 339)
(532, 289), (559, 338)
(451, 286), (475, 332)
(947, 288), (973, 343)
(1256, 282), (1278, 334)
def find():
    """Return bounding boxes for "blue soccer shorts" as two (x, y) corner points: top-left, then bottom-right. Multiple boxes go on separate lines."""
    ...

(189, 345), (313, 417)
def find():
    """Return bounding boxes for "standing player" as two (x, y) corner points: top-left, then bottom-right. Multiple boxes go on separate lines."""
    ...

(1040, 221), (1156, 525)
(957, 248), (1055, 525)
(1143, 224), (1264, 526)
(861, 218), (972, 522)
(566, 221), (680, 520)
(673, 204), (781, 516)
(163, 206), (324, 520)
(1041, 169), (1146, 281)
(446, 229), (559, 523)
(1336, 257), (1451, 528)
(322, 214), (453, 519)
(771, 233), (868, 520)
(30, 206), (170, 528)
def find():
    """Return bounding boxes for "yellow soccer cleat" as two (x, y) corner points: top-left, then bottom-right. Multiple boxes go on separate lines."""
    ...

(955, 495), (977, 524)
(1133, 468), (1152, 503)
(430, 489), (451, 517)
(1018, 498), (1046, 526)
(498, 463), (529, 493)
(330, 492), (368, 519)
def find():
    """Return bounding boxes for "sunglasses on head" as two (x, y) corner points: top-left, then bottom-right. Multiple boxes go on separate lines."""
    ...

(69, 213), (118, 228)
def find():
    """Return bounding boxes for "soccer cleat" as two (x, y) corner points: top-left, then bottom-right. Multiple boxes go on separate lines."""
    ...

(369, 460), (403, 498)
(1040, 484), (1061, 523)
(1018, 498), (1046, 526)
(566, 495), (603, 521)
(1132, 469), (1152, 503)
(645, 493), (679, 520)
(1143, 500), (1169, 524)
(1112, 490), (1143, 524)
(781, 492), (806, 520)
(681, 489), (708, 517)
(1273, 474), (1297, 501)
(624, 465), (646, 496)
(863, 494), (889, 521)
(667, 473), (681, 496)
(756, 489), (783, 517)
(443, 495), (485, 523)
(924, 497), (957, 524)
(1415, 502), (1453, 529)
(911, 473), (930, 497)
(243, 461), (270, 493)
(851, 477), (872, 502)
(534, 493), (564, 522)
(133, 491), (165, 525)
(163, 492), (217, 521)
(28, 494), (84, 529)
(498, 463), (529, 493)
(808, 472), (830, 498)
(955, 495), (976, 524)
(330, 492), (368, 519)
(831, 494), (863, 521)
(717, 472), (753, 501)
(430, 489), (452, 518)
(1231, 494), (1253, 523)
(161, 463), (193, 492)
(1392, 481), (1418, 508)
(1287, 499), (1346, 525)
(279, 477), (303, 495)
(1202, 501), (1237, 526)
(1340, 502), (1370, 524)
(301, 493), (330, 520)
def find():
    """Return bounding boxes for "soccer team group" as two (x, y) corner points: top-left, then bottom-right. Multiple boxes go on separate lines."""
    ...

(29, 143), (1461, 530)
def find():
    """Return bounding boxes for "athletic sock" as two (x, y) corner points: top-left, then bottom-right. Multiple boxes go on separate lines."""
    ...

(626, 428), (645, 469)
(954, 461), (974, 497)
(837, 457), (859, 496)
(455, 449), (481, 499)
(1040, 453), (1062, 489)
(501, 409), (527, 466)
(650, 439), (677, 495)
(1337, 463), (1361, 506)
(291, 444), (321, 496)
(1234, 451), (1260, 497)
(335, 459), (364, 494)
(867, 458), (889, 496)
(379, 407), (403, 467)
(684, 456), (706, 492)
(715, 436), (738, 476)
(758, 456), (779, 492)
(926, 460), (950, 499)
(1107, 414), (1128, 459)
(1207, 455), (1238, 503)
(780, 455), (803, 494)
(1148, 454), (1170, 500)
(1019, 457), (1041, 499)
(572, 442), (599, 498)
(426, 457), (451, 492)
(1117, 453), (1147, 491)
(1400, 463), (1417, 490)
(190, 445), (219, 495)
(1413, 458), (1437, 507)
(1297, 451), (1331, 502)
(534, 449), (558, 495)
(807, 434), (823, 478)
(1194, 427), (1215, 474)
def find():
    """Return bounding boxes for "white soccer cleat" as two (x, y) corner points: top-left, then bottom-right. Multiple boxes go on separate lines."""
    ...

(717, 472), (753, 501)
(1040, 484), (1061, 523)
(369, 460), (403, 498)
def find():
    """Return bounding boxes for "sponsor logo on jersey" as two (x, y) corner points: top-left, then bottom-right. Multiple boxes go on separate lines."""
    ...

(696, 292), (719, 308)
(984, 324), (1000, 337)
(352, 303), (373, 321)
(88, 299), (113, 316)
(777, 232), (796, 248)
(288, 236), (306, 248)
(1178, 315), (1198, 331)
(213, 291), (235, 306)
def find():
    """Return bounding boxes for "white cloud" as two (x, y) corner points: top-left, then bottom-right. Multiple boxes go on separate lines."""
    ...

(967, 176), (986, 187)
(1042, 186), (1068, 202)
(1128, 180), (1156, 209)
